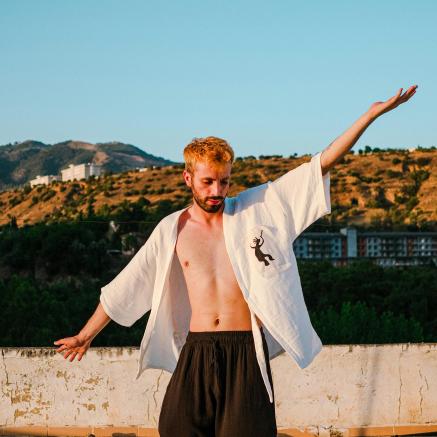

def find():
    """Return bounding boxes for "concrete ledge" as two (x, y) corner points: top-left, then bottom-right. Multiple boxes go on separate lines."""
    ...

(1, 344), (437, 432)
(1, 424), (437, 436)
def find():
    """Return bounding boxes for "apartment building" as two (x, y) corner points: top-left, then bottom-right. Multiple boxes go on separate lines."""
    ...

(293, 227), (437, 267)
(60, 163), (102, 181)
(28, 163), (102, 187)
(29, 174), (61, 187)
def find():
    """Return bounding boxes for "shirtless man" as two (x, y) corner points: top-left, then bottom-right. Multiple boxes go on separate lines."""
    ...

(54, 85), (418, 436)
(176, 155), (264, 332)
(52, 145), (262, 349)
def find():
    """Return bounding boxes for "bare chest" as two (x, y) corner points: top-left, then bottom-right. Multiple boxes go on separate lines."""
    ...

(175, 223), (232, 276)
(174, 209), (263, 329)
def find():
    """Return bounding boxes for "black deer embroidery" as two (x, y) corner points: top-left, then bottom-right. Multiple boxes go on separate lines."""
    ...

(250, 230), (275, 266)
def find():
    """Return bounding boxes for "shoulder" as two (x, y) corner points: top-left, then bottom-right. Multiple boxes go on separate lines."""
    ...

(150, 205), (188, 237)
(233, 182), (270, 209)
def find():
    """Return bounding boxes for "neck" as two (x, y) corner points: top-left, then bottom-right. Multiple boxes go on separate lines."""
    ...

(188, 198), (225, 225)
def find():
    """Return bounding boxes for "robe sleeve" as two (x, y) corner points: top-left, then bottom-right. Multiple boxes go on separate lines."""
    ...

(268, 151), (331, 241)
(99, 228), (158, 327)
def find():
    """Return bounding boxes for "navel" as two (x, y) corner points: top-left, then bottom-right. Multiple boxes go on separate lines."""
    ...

(214, 318), (220, 326)
(184, 260), (189, 267)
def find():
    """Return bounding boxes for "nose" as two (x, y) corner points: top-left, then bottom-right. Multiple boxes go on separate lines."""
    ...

(210, 182), (224, 197)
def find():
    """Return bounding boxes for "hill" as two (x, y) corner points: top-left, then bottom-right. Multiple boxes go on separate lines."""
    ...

(0, 139), (175, 190)
(0, 147), (436, 230)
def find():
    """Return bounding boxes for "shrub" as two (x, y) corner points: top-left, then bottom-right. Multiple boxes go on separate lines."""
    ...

(410, 169), (430, 185)
(312, 301), (424, 343)
(386, 169), (403, 178)
(259, 154), (283, 159)
(416, 157), (431, 166)
(405, 196), (419, 210)
(9, 197), (22, 207)
(40, 190), (56, 201)
(125, 189), (140, 196)
(136, 196), (151, 207)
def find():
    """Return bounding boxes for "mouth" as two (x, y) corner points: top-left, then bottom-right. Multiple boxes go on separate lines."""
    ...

(207, 199), (222, 204)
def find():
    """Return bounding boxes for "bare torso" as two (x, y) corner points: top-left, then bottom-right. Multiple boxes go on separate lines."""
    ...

(176, 206), (262, 331)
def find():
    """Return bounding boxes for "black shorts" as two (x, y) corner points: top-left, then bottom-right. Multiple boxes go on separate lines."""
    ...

(158, 328), (277, 437)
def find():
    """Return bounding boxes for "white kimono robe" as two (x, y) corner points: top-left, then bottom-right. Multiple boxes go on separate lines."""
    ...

(100, 151), (331, 403)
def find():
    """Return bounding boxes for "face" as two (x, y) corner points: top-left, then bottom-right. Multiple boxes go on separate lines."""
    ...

(183, 161), (232, 213)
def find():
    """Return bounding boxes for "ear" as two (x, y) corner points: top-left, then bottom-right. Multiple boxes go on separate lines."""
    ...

(183, 169), (192, 187)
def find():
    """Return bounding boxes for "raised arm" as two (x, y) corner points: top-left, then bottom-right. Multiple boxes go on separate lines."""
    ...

(320, 84), (418, 175)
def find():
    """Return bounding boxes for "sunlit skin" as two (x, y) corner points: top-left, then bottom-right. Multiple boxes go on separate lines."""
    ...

(179, 160), (264, 332)
(320, 85), (418, 173)
(183, 162), (232, 214)
(186, 161), (229, 214)
(53, 84), (418, 361)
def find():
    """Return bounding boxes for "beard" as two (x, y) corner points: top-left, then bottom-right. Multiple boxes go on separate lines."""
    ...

(191, 186), (225, 213)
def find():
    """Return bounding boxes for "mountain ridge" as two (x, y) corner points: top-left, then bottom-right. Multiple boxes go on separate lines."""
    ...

(0, 147), (436, 230)
(0, 140), (176, 190)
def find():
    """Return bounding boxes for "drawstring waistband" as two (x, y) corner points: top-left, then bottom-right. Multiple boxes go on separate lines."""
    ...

(211, 338), (221, 374)
(185, 330), (259, 375)
(185, 329), (257, 344)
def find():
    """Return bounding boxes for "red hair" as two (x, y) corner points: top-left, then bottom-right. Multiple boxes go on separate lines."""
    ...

(183, 136), (234, 174)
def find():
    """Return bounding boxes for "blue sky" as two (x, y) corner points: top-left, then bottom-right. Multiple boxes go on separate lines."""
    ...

(0, 0), (434, 162)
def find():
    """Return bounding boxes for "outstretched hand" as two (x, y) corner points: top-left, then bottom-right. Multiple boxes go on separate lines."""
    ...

(53, 335), (92, 362)
(368, 85), (418, 119)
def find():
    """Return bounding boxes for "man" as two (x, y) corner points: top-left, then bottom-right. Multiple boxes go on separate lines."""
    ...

(54, 85), (417, 436)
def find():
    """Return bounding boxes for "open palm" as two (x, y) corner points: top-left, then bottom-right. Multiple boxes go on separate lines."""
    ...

(368, 85), (418, 118)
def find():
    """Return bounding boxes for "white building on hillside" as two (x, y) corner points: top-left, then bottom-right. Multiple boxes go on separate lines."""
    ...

(61, 163), (102, 181)
(30, 175), (61, 187)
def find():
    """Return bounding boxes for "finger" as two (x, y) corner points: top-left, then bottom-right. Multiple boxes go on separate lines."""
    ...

(396, 87), (413, 102)
(403, 87), (415, 97)
(77, 352), (84, 361)
(400, 88), (416, 103)
(402, 86), (417, 100)
(387, 89), (402, 103)
(55, 345), (69, 353)
(406, 89), (416, 100)
(69, 351), (78, 362)
(408, 86), (418, 96)
(63, 349), (73, 359)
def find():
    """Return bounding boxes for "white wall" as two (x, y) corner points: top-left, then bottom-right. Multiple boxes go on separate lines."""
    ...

(1, 344), (436, 436)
